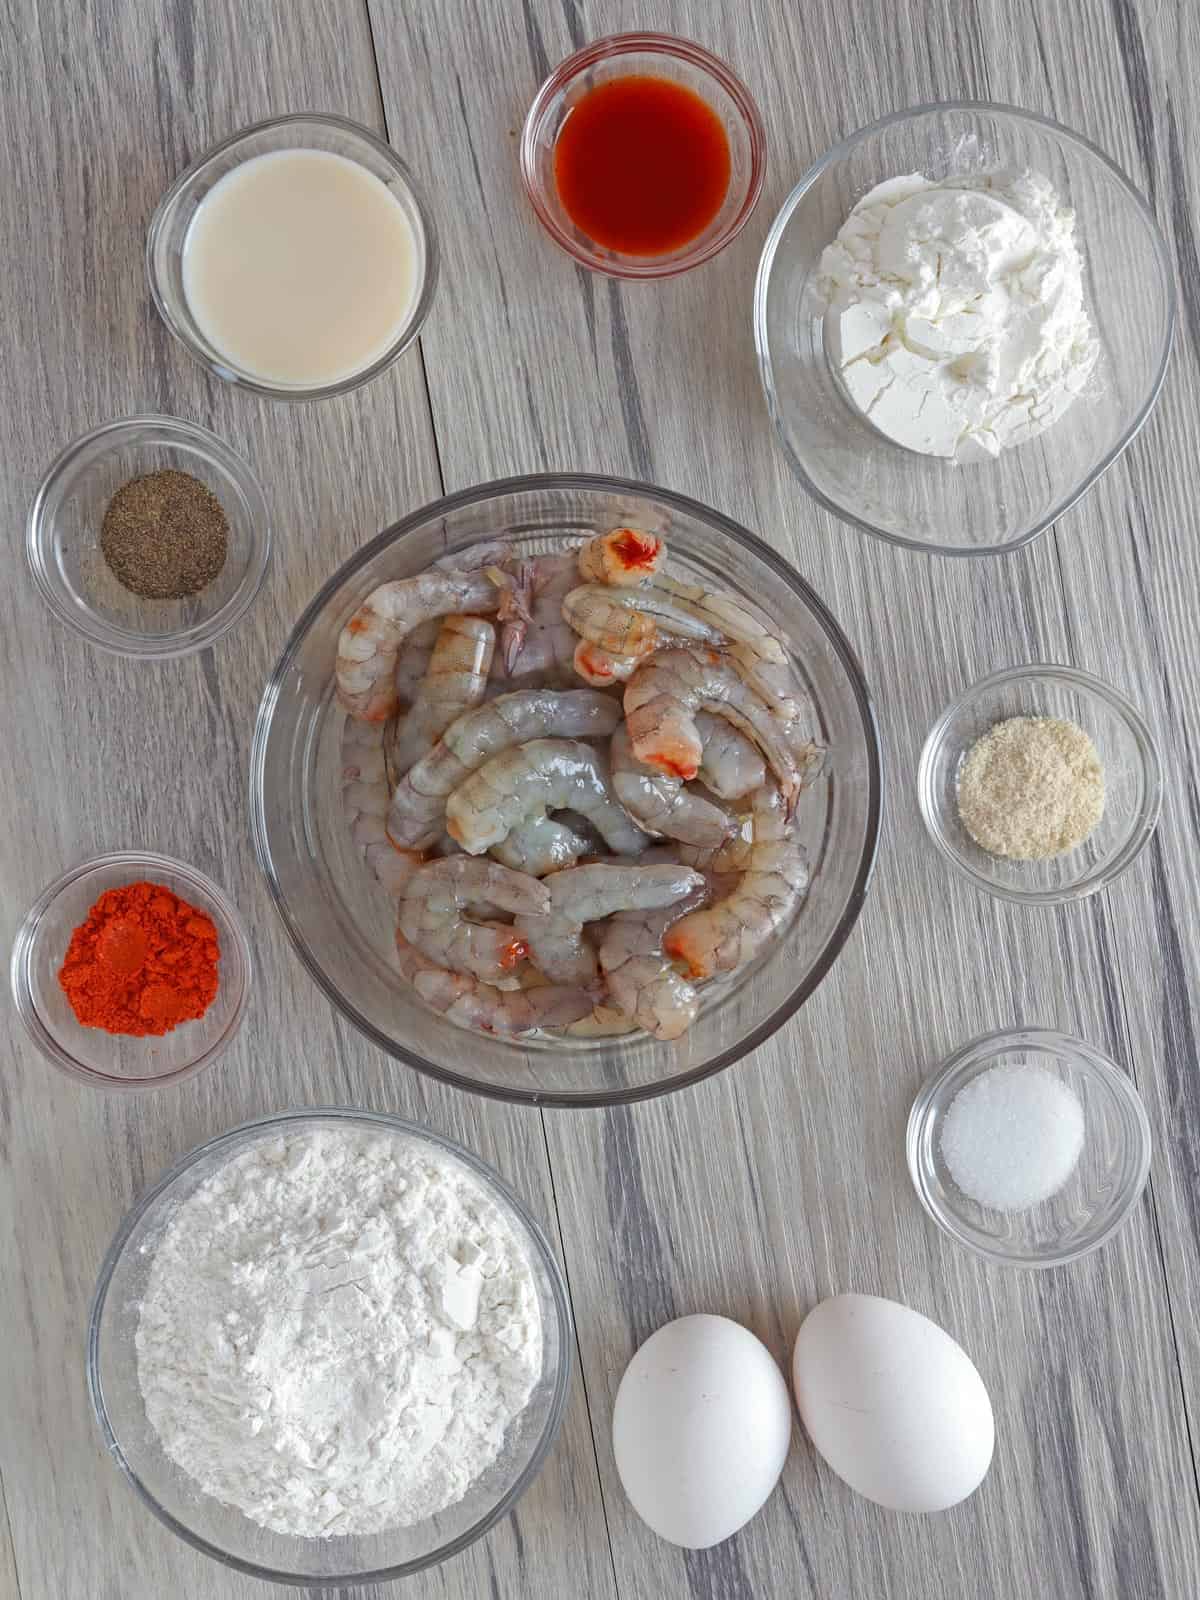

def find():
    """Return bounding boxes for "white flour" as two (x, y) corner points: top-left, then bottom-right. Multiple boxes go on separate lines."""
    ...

(135, 1125), (543, 1538)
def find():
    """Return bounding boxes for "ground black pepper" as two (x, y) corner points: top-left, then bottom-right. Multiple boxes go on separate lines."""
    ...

(100, 469), (229, 600)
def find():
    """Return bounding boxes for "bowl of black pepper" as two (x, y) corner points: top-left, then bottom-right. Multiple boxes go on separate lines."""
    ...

(27, 415), (270, 659)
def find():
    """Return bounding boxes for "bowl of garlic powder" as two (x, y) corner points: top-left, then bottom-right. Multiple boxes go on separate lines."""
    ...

(917, 663), (1161, 903)
(754, 102), (1175, 555)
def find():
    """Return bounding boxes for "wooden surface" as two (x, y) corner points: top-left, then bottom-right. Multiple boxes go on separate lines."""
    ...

(2, 1), (1199, 1596)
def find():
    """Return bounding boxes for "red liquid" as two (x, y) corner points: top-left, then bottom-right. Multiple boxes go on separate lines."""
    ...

(553, 75), (732, 256)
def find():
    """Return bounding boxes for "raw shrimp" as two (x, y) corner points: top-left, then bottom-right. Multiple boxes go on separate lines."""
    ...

(573, 638), (640, 686)
(340, 717), (423, 896)
(336, 566), (504, 721)
(390, 615), (496, 776)
(564, 582), (788, 668)
(395, 930), (595, 1036)
(446, 738), (651, 858)
(393, 617), (442, 709)
(664, 785), (810, 980)
(492, 815), (592, 876)
(495, 553), (580, 683)
(399, 856), (547, 982)
(624, 646), (823, 810)
(692, 711), (766, 798)
(516, 863), (703, 984)
(652, 574), (787, 665)
(609, 722), (733, 848)
(598, 881), (708, 1039)
(388, 689), (620, 849)
(563, 584), (713, 658)
(577, 527), (665, 586)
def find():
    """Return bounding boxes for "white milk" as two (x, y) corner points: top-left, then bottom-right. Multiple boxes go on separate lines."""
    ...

(182, 148), (420, 387)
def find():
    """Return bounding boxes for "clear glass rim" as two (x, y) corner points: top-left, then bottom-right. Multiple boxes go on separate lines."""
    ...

(906, 1025), (1153, 1268)
(753, 98), (1178, 557)
(916, 662), (1163, 905)
(146, 112), (441, 402)
(25, 414), (272, 660)
(519, 30), (767, 280)
(10, 849), (253, 1089)
(249, 469), (884, 1109)
(86, 1106), (574, 1585)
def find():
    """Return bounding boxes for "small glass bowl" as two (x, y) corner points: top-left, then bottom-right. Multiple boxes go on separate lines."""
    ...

(27, 415), (270, 659)
(755, 102), (1176, 554)
(907, 1027), (1152, 1267)
(10, 851), (252, 1090)
(520, 31), (766, 279)
(147, 112), (438, 400)
(87, 1108), (573, 1585)
(918, 664), (1161, 904)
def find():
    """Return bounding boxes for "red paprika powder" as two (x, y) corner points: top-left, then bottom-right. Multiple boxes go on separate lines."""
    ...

(58, 880), (220, 1036)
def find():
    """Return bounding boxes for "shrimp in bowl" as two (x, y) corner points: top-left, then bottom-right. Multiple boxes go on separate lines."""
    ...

(335, 525), (830, 1041)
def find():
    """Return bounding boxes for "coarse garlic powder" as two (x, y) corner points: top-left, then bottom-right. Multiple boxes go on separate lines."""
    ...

(957, 714), (1104, 860)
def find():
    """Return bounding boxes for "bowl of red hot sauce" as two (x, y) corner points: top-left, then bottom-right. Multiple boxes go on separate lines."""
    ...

(520, 32), (766, 278)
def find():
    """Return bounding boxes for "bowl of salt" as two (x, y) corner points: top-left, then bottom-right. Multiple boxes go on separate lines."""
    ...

(906, 1026), (1151, 1268)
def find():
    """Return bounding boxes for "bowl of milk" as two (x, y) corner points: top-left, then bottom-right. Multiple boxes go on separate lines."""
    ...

(148, 113), (438, 400)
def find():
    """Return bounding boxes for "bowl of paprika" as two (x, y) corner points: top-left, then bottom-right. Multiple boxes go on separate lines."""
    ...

(11, 851), (252, 1089)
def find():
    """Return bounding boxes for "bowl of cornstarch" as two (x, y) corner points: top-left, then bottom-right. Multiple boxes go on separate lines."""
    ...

(87, 1108), (571, 1583)
(907, 1026), (1152, 1268)
(918, 663), (1161, 904)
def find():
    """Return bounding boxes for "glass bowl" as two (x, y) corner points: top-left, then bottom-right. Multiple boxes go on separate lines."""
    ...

(520, 31), (766, 279)
(147, 112), (438, 401)
(907, 1027), (1152, 1267)
(10, 850), (252, 1089)
(27, 415), (270, 659)
(755, 102), (1176, 554)
(918, 663), (1161, 904)
(87, 1108), (572, 1585)
(250, 472), (882, 1107)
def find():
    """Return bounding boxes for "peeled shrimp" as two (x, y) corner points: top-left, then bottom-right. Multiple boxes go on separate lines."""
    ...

(446, 738), (651, 857)
(624, 646), (822, 811)
(388, 689), (621, 850)
(395, 930), (595, 1036)
(492, 815), (592, 876)
(398, 856), (547, 983)
(516, 863), (703, 984)
(610, 722), (733, 848)
(664, 785), (809, 980)
(336, 567), (504, 721)
(340, 717), (422, 896)
(573, 638), (640, 686)
(390, 615), (496, 776)
(577, 528), (666, 587)
(598, 881), (708, 1040)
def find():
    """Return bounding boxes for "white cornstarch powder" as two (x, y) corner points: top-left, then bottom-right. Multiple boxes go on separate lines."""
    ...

(135, 1126), (542, 1538)
(818, 169), (1099, 460)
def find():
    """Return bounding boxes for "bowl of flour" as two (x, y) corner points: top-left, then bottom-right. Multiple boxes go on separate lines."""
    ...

(754, 101), (1175, 554)
(87, 1109), (571, 1584)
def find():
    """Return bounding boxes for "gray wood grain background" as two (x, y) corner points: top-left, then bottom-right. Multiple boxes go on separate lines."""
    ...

(2, 1), (1198, 1596)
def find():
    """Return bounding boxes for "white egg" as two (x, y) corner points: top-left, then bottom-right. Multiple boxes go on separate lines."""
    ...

(792, 1294), (994, 1513)
(612, 1313), (793, 1548)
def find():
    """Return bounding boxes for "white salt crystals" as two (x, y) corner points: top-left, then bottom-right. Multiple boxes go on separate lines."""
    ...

(940, 1063), (1085, 1212)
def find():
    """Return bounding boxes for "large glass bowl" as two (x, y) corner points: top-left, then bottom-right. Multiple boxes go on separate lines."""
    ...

(87, 1108), (572, 1585)
(755, 102), (1176, 555)
(251, 474), (881, 1107)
